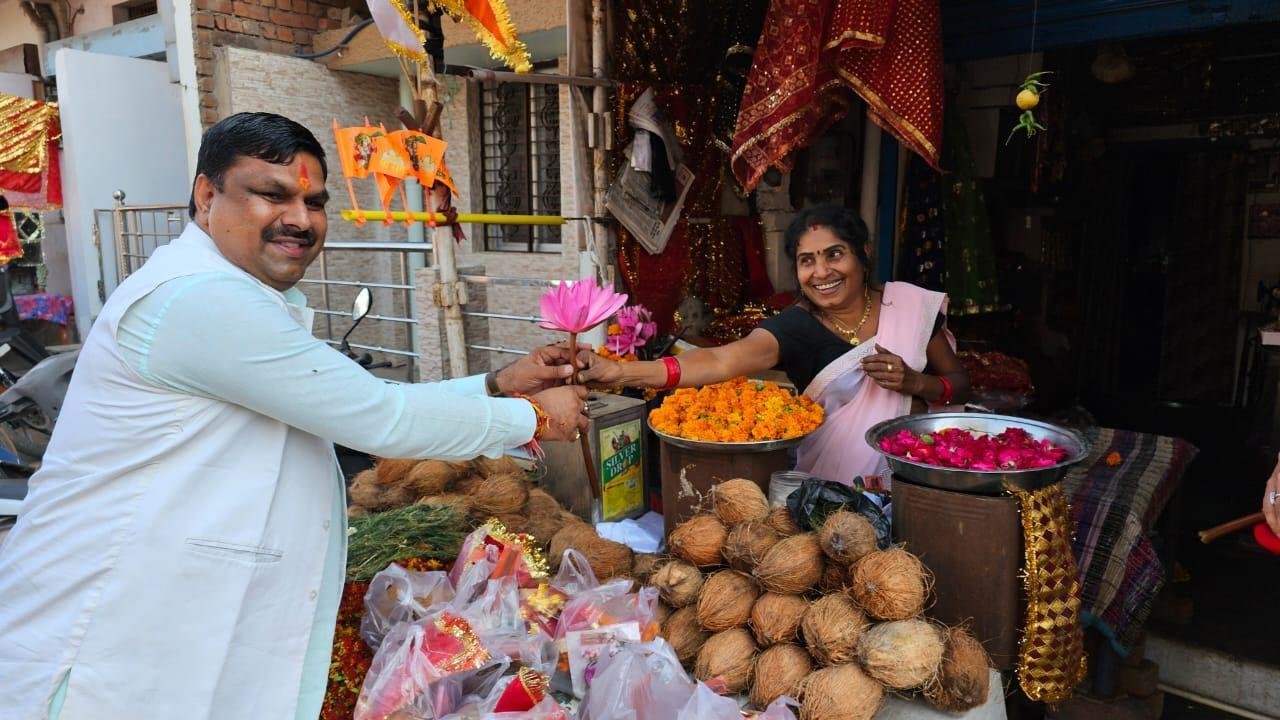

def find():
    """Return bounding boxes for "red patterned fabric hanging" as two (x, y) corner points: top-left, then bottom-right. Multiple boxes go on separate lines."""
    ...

(730, 0), (943, 192)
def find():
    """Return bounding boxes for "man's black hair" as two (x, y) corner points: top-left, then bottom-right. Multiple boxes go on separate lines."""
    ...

(188, 112), (328, 218)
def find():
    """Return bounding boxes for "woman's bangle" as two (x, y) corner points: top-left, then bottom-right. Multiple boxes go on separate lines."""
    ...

(660, 356), (682, 390)
(512, 393), (550, 440)
(937, 375), (954, 405)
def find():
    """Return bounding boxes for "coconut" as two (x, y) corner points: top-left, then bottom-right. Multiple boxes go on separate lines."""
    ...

(923, 627), (992, 713)
(450, 473), (483, 496)
(766, 506), (803, 536)
(818, 562), (848, 594)
(655, 601), (674, 626)
(848, 548), (930, 621)
(631, 553), (663, 583)
(750, 643), (812, 709)
(466, 472), (531, 518)
(857, 619), (945, 690)
(697, 570), (760, 631)
(694, 628), (756, 693)
(650, 559), (704, 608)
(346, 505), (370, 518)
(548, 523), (599, 569)
(749, 592), (809, 646)
(669, 514), (728, 567)
(547, 525), (633, 580)
(723, 521), (781, 573)
(404, 460), (467, 497)
(711, 478), (770, 526)
(348, 469), (383, 509)
(754, 532), (824, 594)
(801, 594), (869, 666)
(415, 493), (474, 517)
(473, 455), (521, 477)
(663, 605), (708, 665)
(818, 510), (879, 566)
(374, 457), (417, 485)
(797, 663), (883, 720)
(521, 489), (568, 547)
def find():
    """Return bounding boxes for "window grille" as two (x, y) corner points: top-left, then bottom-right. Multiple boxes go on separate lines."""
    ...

(479, 70), (562, 253)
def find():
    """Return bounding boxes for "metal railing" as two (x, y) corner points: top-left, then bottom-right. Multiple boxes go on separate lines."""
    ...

(457, 273), (558, 358)
(97, 193), (428, 381)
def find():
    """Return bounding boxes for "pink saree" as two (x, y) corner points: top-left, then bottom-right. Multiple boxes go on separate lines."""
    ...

(797, 281), (952, 488)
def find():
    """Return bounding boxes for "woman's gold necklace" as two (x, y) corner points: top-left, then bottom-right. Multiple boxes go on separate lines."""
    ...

(825, 286), (873, 346)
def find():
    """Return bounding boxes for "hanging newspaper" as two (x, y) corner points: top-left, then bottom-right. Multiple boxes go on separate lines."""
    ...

(605, 149), (695, 255)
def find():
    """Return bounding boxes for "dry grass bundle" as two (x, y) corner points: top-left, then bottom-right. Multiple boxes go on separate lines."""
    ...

(663, 605), (709, 665)
(374, 458), (418, 485)
(754, 533), (824, 594)
(857, 619), (945, 690)
(801, 594), (869, 666)
(797, 663), (883, 720)
(631, 553), (663, 583)
(723, 521), (781, 573)
(766, 506), (803, 536)
(694, 628), (757, 693)
(669, 514), (728, 567)
(923, 627), (992, 713)
(711, 478), (770, 525)
(848, 548), (931, 621)
(697, 570), (760, 632)
(749, 592), (809, 646)
(818, 561), (848, 594)
(818, 510), (878, 566)
(473, 455), (521, 477)
(750, 644), (812, 709)
(651, 559), (704, 608)
(415, 493), (474, 517)
(521, 489), (569, 547)
(466, 472), (530, 517)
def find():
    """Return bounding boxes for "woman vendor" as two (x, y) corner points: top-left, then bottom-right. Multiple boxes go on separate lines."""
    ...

(579, 204), (970, 486)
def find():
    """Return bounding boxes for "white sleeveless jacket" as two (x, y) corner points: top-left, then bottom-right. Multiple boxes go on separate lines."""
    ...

(0, 225), (340, 719)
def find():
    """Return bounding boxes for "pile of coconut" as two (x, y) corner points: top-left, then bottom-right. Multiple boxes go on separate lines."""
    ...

(350, 457), (640, 580)
(637, 479), (993, 720)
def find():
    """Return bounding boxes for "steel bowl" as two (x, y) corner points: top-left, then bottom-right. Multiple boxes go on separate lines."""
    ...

(865, 413), (1091, 494)
(648, 419), (815, 454)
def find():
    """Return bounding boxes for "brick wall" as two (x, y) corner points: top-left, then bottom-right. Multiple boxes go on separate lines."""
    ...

(193, 0), (347, 127)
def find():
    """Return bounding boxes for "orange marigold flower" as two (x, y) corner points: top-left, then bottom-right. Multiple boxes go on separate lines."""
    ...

(1105, 451), (1123, 467)
(649, 376), (823, 442)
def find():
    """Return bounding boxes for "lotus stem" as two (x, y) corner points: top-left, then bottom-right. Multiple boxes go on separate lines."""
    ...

(568, 332), (601, 501)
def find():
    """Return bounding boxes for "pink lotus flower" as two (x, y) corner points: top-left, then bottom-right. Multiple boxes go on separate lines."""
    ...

(606, 305), (657, 355)
(539, 279), (629, 334)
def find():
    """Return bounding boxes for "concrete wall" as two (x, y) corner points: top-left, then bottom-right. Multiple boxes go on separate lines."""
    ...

(0, 0), (123, 67)
(218, 45), (416, 366)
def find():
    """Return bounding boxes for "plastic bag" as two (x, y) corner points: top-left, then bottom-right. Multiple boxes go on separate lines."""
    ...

(355, 613), (509, 720)
(452, 543), (500, 607)
(755, 697), (799, 720)
(550, 549), (600, 596)
(361, 564), (456, 649)
(554, 580), (658, 645)
(786, 477), (891, 548)
(459, 576), (557, 677)
(579, 639), (695, 720)
(674, 681), (741, 720)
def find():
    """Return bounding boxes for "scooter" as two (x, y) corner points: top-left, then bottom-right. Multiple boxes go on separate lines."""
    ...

(0, 346), (78, 523)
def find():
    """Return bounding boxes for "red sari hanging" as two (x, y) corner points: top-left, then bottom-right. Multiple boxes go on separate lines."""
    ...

(730, 0), (943, 192)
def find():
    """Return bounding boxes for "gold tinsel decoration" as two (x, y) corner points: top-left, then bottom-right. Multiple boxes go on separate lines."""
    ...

(0, 95), (59, 176)
(1014, 485), (1086, 704)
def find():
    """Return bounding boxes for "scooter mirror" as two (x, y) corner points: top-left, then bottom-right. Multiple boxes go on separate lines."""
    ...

(351, 287), (372, 322)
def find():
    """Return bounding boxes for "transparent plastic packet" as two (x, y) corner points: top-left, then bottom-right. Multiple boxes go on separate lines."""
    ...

(361, 563), (456, 649)
(579, 639), (695, 720)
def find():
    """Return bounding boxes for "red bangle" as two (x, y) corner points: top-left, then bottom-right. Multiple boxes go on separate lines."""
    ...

(661, 356), (682, 390)
(937, 375), (954, 405)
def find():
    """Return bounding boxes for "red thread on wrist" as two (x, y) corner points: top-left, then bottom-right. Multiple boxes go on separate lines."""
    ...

(937, 375), (954, 405)
(512, 393), (550, 440)
(661, 356), (682, 390)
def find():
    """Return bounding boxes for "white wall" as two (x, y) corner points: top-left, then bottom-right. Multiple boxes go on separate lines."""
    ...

(0, 71), (37, 97)
(0, 1), (43, 56)
(55, 49), (189, 337)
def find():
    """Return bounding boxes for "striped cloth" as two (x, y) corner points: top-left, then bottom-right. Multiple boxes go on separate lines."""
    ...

(1061, 427), (1197, 653)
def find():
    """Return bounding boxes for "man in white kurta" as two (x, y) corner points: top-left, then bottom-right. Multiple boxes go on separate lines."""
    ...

(0, 112), (589, 720)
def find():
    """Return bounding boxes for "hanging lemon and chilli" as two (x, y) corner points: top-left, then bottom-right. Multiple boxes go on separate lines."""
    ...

(1006, 72), (1051, 144)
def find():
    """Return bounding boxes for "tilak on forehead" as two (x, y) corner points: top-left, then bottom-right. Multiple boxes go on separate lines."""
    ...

(298, 163), (311, 192)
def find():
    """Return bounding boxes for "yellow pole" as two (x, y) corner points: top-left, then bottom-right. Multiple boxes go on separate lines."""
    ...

(340, 210), (567, 226)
